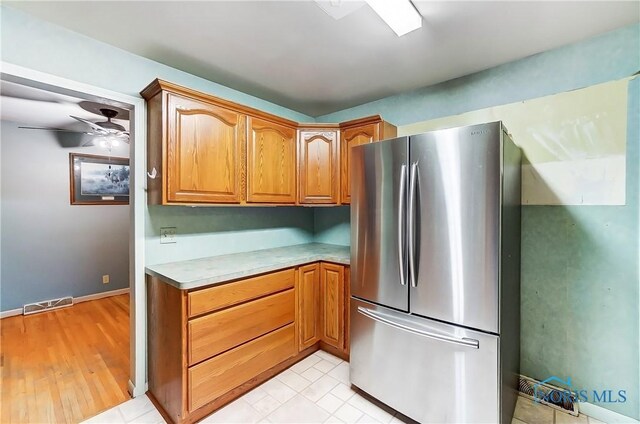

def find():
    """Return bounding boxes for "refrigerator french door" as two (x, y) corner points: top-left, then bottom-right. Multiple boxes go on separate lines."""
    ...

(350, 122), (521, 424)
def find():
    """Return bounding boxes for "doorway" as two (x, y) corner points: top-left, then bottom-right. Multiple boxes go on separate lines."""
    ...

(0, 63), (146, 420)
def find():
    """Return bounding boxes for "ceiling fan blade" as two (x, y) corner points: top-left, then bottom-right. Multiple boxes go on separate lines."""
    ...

(19, 126), (90, 134)
(70, 115), (108, 134)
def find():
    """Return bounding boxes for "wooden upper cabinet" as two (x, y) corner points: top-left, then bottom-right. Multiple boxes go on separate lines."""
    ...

(339, 116), (397, 204)
(320, 263), (345, 350)
(297, 263), (320, 351)
(166, 94), (244, 204)
(142, 80), (396, 207)
(298, 129), (339, 204)
(247, 117), (297, 204)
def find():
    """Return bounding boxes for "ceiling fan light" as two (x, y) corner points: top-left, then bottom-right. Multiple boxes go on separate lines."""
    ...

(365, 0), (422, 36)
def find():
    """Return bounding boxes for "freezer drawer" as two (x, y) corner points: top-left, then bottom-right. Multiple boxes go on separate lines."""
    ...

(350, 298), (500, 423)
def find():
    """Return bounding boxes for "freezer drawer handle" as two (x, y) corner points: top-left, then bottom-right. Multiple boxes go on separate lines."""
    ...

(357, 306), (480, 349)
(398, 164), (407, 286)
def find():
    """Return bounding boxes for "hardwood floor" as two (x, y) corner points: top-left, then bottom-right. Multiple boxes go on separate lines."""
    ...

(0, 294), (131, 423)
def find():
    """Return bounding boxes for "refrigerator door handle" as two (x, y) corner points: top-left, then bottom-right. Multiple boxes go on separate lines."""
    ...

(397, 164), (407, 286)
(408, 162), (419, 287)
(357, 306), (480, 349)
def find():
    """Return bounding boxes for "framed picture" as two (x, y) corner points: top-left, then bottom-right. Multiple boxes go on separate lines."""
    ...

(69, 153), (130, 205)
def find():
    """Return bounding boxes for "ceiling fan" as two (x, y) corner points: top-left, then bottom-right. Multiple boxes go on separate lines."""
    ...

(19, 107), (130, 147)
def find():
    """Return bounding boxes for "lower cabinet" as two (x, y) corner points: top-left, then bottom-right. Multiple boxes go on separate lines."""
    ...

(147, 263), (350, 424)
(297, 262), (350, 355)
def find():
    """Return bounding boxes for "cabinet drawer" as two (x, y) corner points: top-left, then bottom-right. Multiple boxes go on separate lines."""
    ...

(188, 324), (296, 411)
(188, 289), (294, 365)
(188, 268), (295, 318)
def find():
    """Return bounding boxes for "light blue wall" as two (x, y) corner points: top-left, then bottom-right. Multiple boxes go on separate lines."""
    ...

(0, 5), (318, 268)
(0, 6), (312, 123)
(314, 206), (350, 246)
(146, 206), (314, 265)
(1, 121), (130, 311)
(317, 23), (640, 126)
(314, 24), (640, 419)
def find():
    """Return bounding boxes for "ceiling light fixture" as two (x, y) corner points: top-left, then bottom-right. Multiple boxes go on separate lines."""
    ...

(365, 0), (422, 36)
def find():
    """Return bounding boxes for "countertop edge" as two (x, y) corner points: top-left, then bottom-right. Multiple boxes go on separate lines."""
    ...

(145, 248), (350, 291)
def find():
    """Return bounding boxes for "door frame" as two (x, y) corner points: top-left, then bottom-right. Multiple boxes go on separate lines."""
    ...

(1, 61), (148, 397)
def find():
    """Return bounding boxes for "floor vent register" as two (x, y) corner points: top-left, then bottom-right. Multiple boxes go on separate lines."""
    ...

(23, 296), (74, 315)
(518, 375), (579, 416)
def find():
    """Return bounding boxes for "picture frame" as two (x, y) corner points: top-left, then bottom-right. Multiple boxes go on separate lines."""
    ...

(69, 153), (130, 205)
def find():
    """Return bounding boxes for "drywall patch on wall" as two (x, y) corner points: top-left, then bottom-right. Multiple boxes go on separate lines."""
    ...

(399, 78), (630, 206)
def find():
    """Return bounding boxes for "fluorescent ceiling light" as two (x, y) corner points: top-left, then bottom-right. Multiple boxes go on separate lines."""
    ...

(365, 0), (422, 36)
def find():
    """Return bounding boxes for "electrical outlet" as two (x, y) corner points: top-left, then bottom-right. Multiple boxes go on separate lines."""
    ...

(160, 227), (177, 244)
(102, 275), (110, 284)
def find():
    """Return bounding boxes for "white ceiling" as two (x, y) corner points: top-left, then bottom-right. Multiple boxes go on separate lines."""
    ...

(7, 1), (639, 116)
(0, 80), (129, 130)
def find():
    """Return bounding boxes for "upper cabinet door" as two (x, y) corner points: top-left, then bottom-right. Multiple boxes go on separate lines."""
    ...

(166, 93), (244, 203)
(340, 124), (378, 204)
(298, 130), (339, 204)
(247, 118), (297, 204)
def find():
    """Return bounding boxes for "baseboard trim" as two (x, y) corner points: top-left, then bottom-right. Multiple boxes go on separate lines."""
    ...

(128, 378), (147, 398)
(0, 287), (130, 319)
(579, 402), (639, 423)
(0, 308), (22, 319)
(74, 288), (130, 304)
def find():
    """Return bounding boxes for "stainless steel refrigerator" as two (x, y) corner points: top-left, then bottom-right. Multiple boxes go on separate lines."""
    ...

(350, 121), (521, 424)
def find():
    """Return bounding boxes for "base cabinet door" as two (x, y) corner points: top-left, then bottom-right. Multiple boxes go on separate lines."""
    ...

(344, 267), (350, 356)
(247, 117), (297, 203)
(297, 264), (320, 350)
(320, 263), (345, 350)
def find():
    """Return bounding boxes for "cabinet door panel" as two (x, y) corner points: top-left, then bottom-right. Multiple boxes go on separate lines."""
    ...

(340, 124), (379, 204)
(247, 118), (296, 203)
(297, 264), (320, 351)
(167, 93), (243, 203)
(320, 263), (345, 349)
(299, 130), (339, 204)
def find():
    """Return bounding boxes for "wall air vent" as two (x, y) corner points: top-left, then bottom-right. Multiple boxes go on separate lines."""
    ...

(23, 296), (73, 315)
(518, 375), (579, 416)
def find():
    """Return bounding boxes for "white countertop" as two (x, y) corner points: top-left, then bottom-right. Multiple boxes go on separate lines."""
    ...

(145, 243), (350, 290)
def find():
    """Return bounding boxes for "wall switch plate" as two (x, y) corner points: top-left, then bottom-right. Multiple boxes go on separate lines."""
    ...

(102, 275), (110, 284)
(160, 227), (177, 244)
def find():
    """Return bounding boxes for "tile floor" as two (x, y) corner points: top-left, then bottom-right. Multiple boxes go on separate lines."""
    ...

(82, 350), (604, 424)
